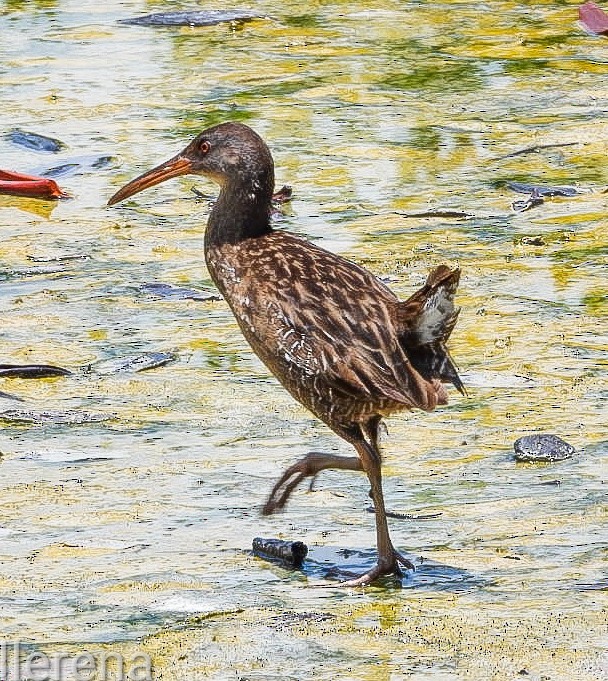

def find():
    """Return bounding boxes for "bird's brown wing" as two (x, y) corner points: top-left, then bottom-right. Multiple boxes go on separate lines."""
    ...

(239, 233), (439, 410)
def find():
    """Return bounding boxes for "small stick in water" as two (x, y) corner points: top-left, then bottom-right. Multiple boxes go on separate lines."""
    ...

(366, 506), (443, 520)
(252, 537), (309, 568)
(495, 142), (578, 160)
(0, 364), (72, 378)
(0, 390), (24, 402)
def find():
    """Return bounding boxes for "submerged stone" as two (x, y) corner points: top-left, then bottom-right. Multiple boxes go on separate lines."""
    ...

(513, 434), (575, 462)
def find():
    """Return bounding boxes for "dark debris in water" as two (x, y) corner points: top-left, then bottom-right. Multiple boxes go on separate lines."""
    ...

(252, 537), (309, 568)
(497, 142), (578, 160)
(1, 265), (67, 279)
(5, 129), (66, 153)
(0, 364), (71, 379)
(39, 155), (118, 178)
(27, 253), (90, 264)
(366, 505), (443, 520)
(0, 409), (113, 425)
(119, 10), (267, 27)
(507, 181), (584, 212)
(88, 351), (177, 375)
(517, 235), (547, 246)
(0, 390), (24, 402)
(141, 282), (220, 302)
(268, 611), (335, 629)
(512, 190), (545, 213)
(507, 181), (583, 197)
(397, 209), (474, 219)
(574, 579), (608, 591)
(514, 434), (575, 462)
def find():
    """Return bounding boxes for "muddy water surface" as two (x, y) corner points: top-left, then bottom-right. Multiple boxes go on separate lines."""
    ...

(0, 1), (606, 679)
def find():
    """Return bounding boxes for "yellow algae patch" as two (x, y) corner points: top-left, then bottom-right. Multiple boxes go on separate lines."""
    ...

(32, 543), (114, 560)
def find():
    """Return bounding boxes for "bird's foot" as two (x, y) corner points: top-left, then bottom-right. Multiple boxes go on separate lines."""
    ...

(262, 452), (361, 515)
(327, 548), (415, 587)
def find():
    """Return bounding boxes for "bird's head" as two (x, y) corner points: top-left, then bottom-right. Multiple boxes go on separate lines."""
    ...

(107, 122), (274, 206)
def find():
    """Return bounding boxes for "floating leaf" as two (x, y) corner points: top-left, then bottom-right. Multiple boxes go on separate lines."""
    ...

(579, 1), (608, 34)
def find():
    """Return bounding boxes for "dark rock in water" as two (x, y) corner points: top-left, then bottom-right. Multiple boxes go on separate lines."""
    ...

(0, 364), (71, 378)
(120, 10), (265, 27)
(514, 434), (575, 462)
(0, 409), (112, 425)
(141, 282), (220, 302)
(90, 351), (177, 375)
(6, 129), (66, 153)
(252, 537), (308, 568)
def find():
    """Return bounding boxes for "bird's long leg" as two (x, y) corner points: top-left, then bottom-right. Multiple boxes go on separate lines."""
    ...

(362, 414), (383, 453)
(336, 427), (415, 587)
(262, 452), (362, 515)
(262, 421), (414, 586)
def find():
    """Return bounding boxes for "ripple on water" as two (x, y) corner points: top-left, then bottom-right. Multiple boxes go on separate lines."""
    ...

(0, 2), (606, 676)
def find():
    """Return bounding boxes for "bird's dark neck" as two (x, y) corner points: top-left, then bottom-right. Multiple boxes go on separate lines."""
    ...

(205, 174), (274, 248)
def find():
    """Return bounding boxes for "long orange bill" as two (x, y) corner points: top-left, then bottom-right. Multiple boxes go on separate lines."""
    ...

(107, 155), (193, 206)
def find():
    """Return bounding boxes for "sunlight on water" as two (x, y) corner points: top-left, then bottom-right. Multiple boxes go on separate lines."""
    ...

(0, 1), (606, 679)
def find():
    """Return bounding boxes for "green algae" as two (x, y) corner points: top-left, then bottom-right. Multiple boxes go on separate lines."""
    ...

(0, 0), (606, 678)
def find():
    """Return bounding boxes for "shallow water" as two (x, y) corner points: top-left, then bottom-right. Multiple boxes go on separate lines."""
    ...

(0, 0), (606, 678)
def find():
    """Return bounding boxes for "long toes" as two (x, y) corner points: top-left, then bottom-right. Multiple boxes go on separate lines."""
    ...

(262, 471), (305, 515)
(322, 567), (384, 588)
(319, 549), (414, 587)
(307, 473), (319, 492)
(395, 551), (416, 572)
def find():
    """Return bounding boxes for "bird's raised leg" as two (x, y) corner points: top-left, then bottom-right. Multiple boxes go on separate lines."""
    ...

(262, 452), (362, 515)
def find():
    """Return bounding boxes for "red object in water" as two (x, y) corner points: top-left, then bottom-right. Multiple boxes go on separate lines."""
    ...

(579, 1), (608, 34)
(0, 169), (69, 200)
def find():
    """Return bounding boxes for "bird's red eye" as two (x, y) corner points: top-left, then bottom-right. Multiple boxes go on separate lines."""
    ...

(199, 140), (210, 154)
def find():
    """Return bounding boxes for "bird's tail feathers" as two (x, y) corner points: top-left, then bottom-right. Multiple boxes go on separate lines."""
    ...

(397, 266), (465, 395)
